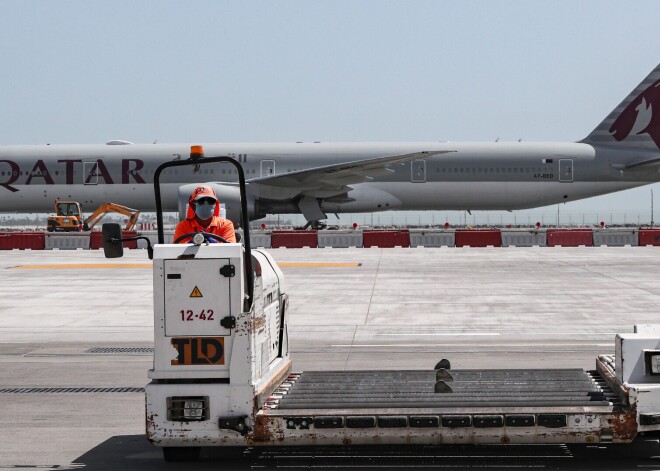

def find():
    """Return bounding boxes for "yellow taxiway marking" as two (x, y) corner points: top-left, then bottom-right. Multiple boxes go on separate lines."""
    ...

(278, 262), (361, 268)
(11, 262), (360, 270)
(12, 263), (153, 270)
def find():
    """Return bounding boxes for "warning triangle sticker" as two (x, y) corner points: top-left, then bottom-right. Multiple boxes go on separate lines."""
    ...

(190, 286), (203, 298)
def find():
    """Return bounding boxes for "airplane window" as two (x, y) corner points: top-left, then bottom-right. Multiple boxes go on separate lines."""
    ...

(222, 169), (226, 174)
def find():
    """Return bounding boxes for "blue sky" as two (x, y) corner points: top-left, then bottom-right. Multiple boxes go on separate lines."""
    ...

(1, 1), (660, 225)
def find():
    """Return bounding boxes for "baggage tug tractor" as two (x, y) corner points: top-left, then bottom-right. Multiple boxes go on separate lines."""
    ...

(103, 151), (660, 462)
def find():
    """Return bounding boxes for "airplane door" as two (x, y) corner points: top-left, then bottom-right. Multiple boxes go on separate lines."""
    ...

(83, 161), (99, 185)
(411, 160), (426, 183)
(559, 159), (573, 182)
(261, 160), (275, 177)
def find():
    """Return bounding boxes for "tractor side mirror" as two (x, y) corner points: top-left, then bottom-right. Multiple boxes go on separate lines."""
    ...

(102, 223), (124, 258)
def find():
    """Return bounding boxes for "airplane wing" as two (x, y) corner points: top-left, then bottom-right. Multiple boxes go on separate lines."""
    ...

(245, 150), (455, 200)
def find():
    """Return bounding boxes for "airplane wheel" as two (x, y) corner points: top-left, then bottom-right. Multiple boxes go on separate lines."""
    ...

(162, 446), (201, 462)
(311, 220), (327, 230)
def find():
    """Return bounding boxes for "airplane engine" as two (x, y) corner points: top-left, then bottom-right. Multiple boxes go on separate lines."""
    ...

(177, 183), (260, 226)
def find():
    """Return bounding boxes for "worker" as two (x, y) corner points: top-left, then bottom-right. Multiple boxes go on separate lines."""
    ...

(174, 185), (236, 243)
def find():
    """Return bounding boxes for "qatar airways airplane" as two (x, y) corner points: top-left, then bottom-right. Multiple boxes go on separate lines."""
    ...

(0, 63), (659, 228)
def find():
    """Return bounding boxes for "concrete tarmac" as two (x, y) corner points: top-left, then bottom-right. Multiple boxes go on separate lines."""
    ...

(2, 246), (660, 469)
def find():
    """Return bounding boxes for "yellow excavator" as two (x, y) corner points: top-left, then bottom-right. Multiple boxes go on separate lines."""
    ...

(46, 200), (141, 232)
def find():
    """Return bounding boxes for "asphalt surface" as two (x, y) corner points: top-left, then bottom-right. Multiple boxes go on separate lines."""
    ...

(2, 246), (660, 470)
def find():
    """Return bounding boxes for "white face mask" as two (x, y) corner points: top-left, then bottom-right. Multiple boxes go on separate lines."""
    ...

(194, 200), (215, 220)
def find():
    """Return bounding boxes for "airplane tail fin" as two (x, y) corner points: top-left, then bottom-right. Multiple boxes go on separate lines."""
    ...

(582, 63), (660, 150)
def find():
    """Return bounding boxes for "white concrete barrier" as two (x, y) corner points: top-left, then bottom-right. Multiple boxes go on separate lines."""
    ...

(501, 230), (547, 247)
(593, 229), (638, 247)
(248, 230), (272, 248)
(317, 230), (363, 248)
(137, 230), (174, 248)
(409, 230), (455, 247)
(45, 233), (91, 250)
(235, 230), (272, 248)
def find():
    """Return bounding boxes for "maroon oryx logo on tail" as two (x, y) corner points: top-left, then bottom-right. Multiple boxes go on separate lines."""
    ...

(609, 79), (660, 148)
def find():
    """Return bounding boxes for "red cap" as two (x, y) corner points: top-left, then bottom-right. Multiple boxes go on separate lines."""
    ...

(189, 185), (218, 203)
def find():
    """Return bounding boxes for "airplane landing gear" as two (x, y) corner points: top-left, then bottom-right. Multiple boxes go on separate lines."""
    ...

(302, 220), (327, 230)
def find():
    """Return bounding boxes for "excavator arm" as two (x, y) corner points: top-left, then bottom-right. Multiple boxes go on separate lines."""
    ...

(83, 203), (141, 231)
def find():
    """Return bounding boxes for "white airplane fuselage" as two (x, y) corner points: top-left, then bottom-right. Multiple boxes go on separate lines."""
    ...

(0, 141), (656, 221)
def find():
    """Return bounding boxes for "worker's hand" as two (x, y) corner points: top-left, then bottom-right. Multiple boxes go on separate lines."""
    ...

(200, 230), (218, 243)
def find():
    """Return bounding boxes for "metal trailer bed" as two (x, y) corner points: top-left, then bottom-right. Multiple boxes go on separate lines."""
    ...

(253, 367), (628, 445)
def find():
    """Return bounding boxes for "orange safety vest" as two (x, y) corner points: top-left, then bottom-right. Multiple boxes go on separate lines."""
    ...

(174, 216), (236, 243)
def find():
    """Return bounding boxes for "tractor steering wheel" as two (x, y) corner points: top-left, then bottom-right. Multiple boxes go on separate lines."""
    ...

(173, 232), (229, 244)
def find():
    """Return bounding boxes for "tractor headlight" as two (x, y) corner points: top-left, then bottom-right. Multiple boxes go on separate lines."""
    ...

(167, 396), (209, 421)
(644, 351), (660, 376)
